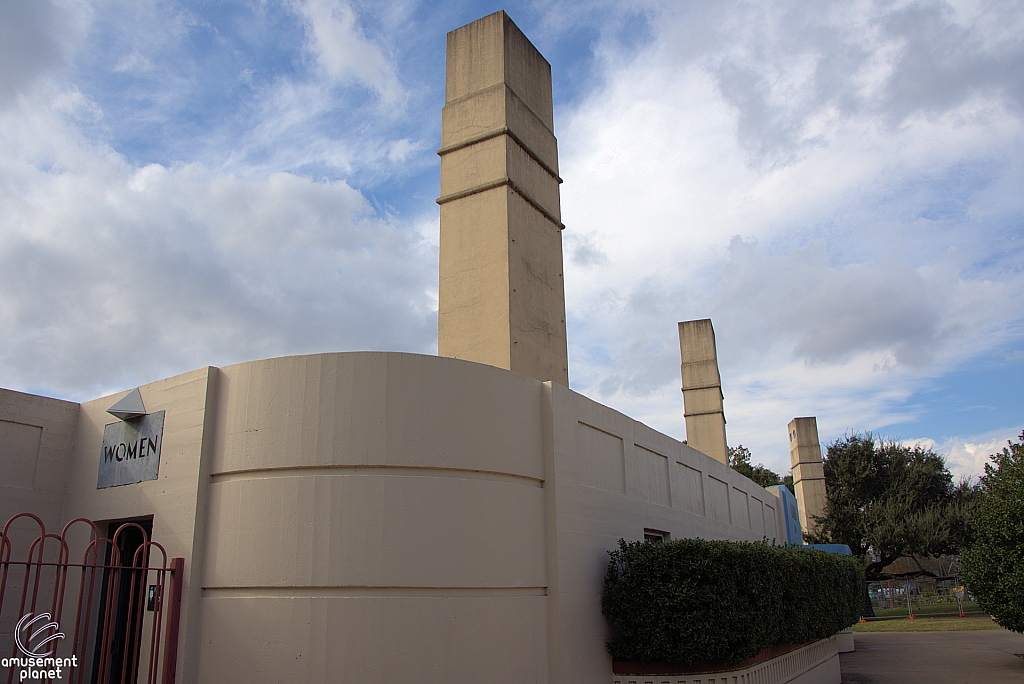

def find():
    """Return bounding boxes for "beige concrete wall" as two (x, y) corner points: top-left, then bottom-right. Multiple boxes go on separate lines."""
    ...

(437, 11), (569, 386)
(0, 389), (79, 647)
(438, 190), (512, 370)
(196, 352), (551, 684)
(545, 381), (782, 684)
(1, 352), (787, 683)
(0, 389), (79, 539)
(789, 417), (827, 538)
(59, 367), (218, 684)
(678, 319), (728, 464)
(193, 352), (781, 684)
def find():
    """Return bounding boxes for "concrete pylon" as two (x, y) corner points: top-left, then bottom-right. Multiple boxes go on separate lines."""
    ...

(436, 11), (569, 386)
(789, 417), (827, 538)
(678, 319), (728, 464)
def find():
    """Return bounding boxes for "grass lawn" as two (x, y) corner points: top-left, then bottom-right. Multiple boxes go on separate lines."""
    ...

(853, 615), (1002, 633)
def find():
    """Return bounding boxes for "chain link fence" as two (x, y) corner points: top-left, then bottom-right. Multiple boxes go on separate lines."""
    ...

(868, 577), (982, 618)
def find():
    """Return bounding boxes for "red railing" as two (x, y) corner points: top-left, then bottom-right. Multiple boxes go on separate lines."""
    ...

(0, 514), (183, 684)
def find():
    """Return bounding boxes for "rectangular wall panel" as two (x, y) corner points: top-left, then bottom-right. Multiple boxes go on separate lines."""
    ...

(750, 497), (765, 535)
(731, 488), (750, 529)
(707, 476), (730, 523)
(634, 445), (670, 507)
(764, 503), (777, 538)
(579, 422), (625, 494)
(672, 462), (705, 516)
(0, 420), (43, 489)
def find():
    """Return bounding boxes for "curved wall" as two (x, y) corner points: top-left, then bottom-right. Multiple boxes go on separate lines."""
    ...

(3, 350), (788, 684)
(197, 352), (551, 683)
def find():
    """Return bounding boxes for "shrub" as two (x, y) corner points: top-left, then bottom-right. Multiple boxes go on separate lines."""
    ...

(776, 544), (862, 644)
(602, 538), (862, 666)
(959, 432), (1024, 633)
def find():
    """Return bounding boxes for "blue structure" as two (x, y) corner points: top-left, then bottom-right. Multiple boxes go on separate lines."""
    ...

(806, 543), (852, 555)
(768, 484), (804, 546)
(766, 484), (853, 555)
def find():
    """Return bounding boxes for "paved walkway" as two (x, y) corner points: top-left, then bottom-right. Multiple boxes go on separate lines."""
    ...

(840, 630), (1024, 683)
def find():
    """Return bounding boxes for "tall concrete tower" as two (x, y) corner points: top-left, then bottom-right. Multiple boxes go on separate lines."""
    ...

(436, 11), (569, 385)
(678, 319), (728, 464)
(789, 416), (827, 537)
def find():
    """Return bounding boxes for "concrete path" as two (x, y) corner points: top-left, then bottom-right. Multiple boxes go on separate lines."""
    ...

(840, 630), (1024, 683)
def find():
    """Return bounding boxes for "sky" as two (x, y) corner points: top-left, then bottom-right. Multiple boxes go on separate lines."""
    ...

(1, 0), (1022, 482)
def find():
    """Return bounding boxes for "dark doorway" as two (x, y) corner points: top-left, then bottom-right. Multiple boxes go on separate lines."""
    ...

(91, 517), (152, 684)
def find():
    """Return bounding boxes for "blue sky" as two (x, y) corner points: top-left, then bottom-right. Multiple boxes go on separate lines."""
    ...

(2, 0), (1022, 481)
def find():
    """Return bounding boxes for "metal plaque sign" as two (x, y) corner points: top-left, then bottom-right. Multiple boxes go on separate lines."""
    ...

(97, 411), (165, 489)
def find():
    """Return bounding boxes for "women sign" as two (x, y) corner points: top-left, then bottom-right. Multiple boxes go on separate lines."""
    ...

(97, 411), (165, 488)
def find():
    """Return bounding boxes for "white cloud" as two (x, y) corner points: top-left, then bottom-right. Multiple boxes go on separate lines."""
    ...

(0, 85), (435, 400)
(221, 76), (428, 186)
(907, 428), (1024, 484)
(224, 78), (359, 176)
(386, 137), (420, 163)
(0, 0), (90, 109)
(557, 0), (1024, 478)
(112, 50), (154, 74)
(564, 231), (609, 268)
(711, 238), (1017, 369)
(293, 0), (405, 106)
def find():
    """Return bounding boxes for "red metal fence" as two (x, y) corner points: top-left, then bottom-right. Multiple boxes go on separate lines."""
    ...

(1, 514), (183, 684)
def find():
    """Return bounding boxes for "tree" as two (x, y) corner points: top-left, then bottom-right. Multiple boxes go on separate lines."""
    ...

(807, 434), (972, 583)
(728, 445), (791, 492)
(959, 432), (1024, 633)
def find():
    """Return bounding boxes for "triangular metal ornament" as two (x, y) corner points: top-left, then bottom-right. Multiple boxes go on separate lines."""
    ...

(107, 388), (147, 420)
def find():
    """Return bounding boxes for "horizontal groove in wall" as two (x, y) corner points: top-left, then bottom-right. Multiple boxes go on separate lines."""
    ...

(210, 464), (544, 488)
(203, 585), (548, 599)
(436, 177), (565, 230)
(437, 126), (562, 183)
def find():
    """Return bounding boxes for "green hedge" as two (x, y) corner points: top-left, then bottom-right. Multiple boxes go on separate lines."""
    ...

(602, 538), (863, 666)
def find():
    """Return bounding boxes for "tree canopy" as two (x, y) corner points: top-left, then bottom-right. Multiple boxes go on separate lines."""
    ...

(806, 434), (973, 583)
(959, 432), (1024, 633)
(728, 445), (793, 492)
